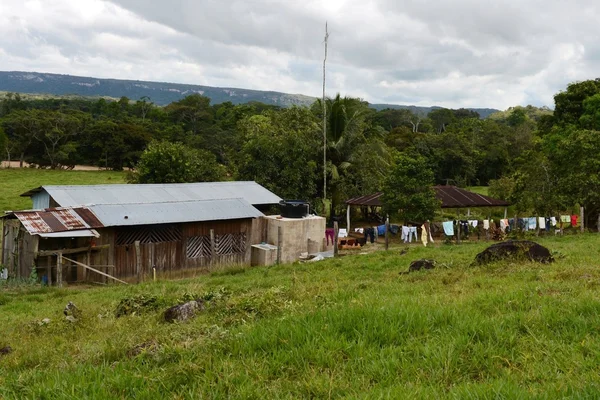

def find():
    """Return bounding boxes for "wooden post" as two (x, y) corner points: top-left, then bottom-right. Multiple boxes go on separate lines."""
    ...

(456, 210), (461, 244)
(276, 226), (282, 265)
(135, 240), (142, 283)
(580, 206), (585, 233)
(57, 252), (63, 288)
(83, 250), (90, 283)
(385, 215), (390, 251)
(346, 205), (351, 233)
(209, 229), (216, 266)
(333, 221), (339, 257)
(46, 255), (52, 286)
(536, 215), (540, 236)
(504, 207), (508, 219)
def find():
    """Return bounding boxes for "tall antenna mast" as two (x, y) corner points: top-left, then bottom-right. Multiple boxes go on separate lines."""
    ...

(322, 22), (329, 205)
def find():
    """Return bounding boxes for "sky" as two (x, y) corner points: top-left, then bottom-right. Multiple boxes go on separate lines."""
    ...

(0, 0), (599, 110)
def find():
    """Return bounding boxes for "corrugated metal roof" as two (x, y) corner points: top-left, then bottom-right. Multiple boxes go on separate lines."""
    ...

(13, 207), (104, 236)
(345, 186), (510, 208)
(21, 181), (282, 207)
(433, 186), (510, 208)
(86, 198), (264, 227)
(346, 192), (383, 206)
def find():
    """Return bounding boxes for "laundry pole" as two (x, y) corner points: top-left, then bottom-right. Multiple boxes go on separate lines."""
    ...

(346, 205), (351, 232)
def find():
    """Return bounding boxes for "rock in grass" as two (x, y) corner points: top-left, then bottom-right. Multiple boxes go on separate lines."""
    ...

(63, 301), (81, 320)
(474, 240), (553, 265)
(408, 259), (436, 272)
(0, 346), (12, 356)
(164, 300), (204, 323)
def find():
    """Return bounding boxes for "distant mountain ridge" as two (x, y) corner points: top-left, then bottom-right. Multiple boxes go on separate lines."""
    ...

(0, 71), (499, 117)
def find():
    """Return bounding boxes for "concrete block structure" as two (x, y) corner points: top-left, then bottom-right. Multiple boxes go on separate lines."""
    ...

(265, 215), (326, 263)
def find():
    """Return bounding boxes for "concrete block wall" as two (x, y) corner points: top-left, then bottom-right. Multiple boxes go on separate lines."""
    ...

(265, 215), (326, 263)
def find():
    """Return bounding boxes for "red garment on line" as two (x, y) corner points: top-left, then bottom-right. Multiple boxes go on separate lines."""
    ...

(325, 228), (335, 245)
(571, 215), (578, 227)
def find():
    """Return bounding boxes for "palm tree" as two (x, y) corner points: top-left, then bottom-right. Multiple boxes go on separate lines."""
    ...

(316, 94), (390, 217)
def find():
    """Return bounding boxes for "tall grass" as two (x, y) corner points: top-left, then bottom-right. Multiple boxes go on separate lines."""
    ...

(1, 234), (600, 398)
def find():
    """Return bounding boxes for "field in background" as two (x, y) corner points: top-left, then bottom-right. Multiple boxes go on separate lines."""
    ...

(2, 234), (600, 398)
(0, 168), (126, 212)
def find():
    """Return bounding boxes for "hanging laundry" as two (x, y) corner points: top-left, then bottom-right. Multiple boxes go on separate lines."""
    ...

(390, 225), (400, 235)
(364, 228), (375, 244)
(538, 217), (546, 230)
(406, 227), (418, 243)
(421, 224), (428, 246)
(468, 220), (478, 228)
(483, 220), (490, 230)
(560, 215), (570, 224)
(509, 218), (516, 231)
(571, 215), (578, 227)
(443, 221), (454, 236)
(325, 228), (335, 245)
(377, 225), (386, 236)
(401, 226), (409, 242)
(354, 228), (364, 234)
(528, 217), (537, 230)
(338, 228), (348, 238)
(545, 218), (551, 232)
(550, 217), (557, 227)
(424, 221), (435, 244)
(499, 219), (507, 232)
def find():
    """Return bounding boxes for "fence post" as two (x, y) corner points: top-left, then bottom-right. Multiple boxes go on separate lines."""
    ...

(210, 229), (216, 267)
(57, 252), (63, 288)
(581, 206), (585, 233)
(385, 215), (390, 251)
(46, 255), (52, 286)
(135, 240), (142, 283)
(333, 221), (339, 257)
(456, 210), (461, 244)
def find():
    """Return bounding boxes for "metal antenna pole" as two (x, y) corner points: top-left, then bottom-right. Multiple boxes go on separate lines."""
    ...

(323, 22), (329, 207)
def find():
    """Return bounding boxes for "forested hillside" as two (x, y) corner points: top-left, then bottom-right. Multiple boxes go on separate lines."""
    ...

(0, 71), (499, 116)
(1, 79), (599, 226)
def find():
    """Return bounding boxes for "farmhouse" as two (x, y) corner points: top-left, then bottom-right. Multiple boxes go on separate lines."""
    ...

(2, 182), (317, 285)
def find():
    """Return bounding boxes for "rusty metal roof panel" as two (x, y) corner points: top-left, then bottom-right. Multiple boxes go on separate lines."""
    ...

(12, 207), (104, 236)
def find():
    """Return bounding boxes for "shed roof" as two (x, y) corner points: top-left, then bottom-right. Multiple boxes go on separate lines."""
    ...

(6, 198), (264, 234)
(21, 181), (282, 207)
(86, 198), (264, 227)
(345, 186), (510, 208)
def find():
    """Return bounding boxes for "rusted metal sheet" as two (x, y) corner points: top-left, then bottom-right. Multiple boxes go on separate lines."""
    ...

(12, 207), (104, 236)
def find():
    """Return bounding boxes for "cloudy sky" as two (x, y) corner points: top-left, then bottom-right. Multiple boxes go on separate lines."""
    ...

(0, 0), (599, 110)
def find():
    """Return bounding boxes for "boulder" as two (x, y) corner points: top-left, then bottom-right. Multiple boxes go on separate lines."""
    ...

(474, 240), (553, 265)
(164, 300), (204, 323)
(408, 259), (436, 272)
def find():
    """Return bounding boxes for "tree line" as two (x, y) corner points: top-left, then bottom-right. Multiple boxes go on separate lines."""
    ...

(0, 80), (597, 225)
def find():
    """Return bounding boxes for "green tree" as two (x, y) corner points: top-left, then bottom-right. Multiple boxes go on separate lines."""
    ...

(129, 141), (224, 183)
(382, 155), (440, 222)
(236, 107), (320, 200)
(428, 108), (455, 134)
(554, 79), (600, 125)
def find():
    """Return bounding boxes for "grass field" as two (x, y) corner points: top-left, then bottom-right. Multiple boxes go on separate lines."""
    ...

(0, 168), (126, 212)
(2, 234), (600, 398)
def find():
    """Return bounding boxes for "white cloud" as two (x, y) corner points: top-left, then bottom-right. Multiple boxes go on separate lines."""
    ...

(1, 0), (600, 109)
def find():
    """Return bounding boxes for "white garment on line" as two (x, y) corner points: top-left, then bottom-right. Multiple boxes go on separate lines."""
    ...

(421, 224), (428, 247)
(538, 217), (546, 230)
(499, 219), (507, 232)
(483, 220), (490, 230)
(404, 226), (418, 243)
(354, 228), (364, 234)
(550, 217), (557, 227)
(338, 229), (348, 238)
(468, 220), (478, 228)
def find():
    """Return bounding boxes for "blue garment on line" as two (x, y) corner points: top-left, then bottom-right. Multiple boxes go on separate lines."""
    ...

(442, 221), (454, 236)
(377, 225), (386, 236)
(390, 224), (400, 235)
(528, 217), (537, 230)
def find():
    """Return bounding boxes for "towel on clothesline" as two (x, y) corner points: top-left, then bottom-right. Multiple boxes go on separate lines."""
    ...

(560, 215), (570, 224)
(538, 217), (546, 230)
(483, 220), (490, 230)
(571, 215), (579, 227)
(442, 221), (454, 236)
(527, 217), (537, 230)
(468, 220), (478, 228)
(550, 217), (557, 227)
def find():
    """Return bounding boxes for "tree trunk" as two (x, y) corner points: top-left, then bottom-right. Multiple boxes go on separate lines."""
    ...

(19, 153), (24, 168)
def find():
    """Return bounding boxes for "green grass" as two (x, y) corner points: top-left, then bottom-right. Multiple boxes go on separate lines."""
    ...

(2, 234), (600, 398)
(0, 168), (126, 212)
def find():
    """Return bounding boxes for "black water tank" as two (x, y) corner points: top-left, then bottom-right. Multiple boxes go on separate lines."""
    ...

(279, 200), (309, 218)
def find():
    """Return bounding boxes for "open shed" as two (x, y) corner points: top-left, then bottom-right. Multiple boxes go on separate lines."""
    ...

(344, 185), (510, 230)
